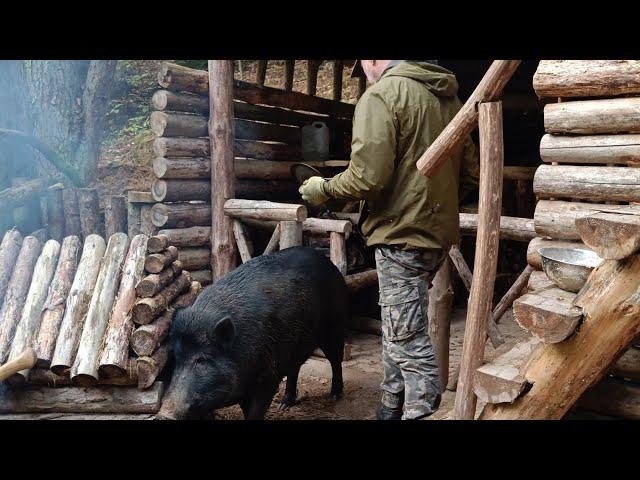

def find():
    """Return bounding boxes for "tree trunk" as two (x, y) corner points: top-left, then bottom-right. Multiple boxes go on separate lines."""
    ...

(33, 235), (81, 368)
(98, 234), (148, 378)
(71, 233), (129, 386)
(0, 236), (42, 363)
(50, 234), (106, 376)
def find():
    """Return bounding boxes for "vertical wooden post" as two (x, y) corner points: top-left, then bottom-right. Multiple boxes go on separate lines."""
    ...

(46, 186), (65, 242)
(104, 195), (127, 238)
(257, 60), (268, 86)
(306, 60), (320, 96)
(428, 256), (454, 389)
(284, 60), (295, 92)
(332, 60), (343, 101)
(208, 60), (237, 281)
(279, 221), (302, 250)
(329, 231), (347, 275)
(453, 101), (504, 420)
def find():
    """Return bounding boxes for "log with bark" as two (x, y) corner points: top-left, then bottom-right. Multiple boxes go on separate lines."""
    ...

(459, 213), (536, 242)
(526, 237), (592, 269)
(533, 60), (640, 99)
(6, 239), (60, 381)
(147, 234), (169, 254)
(104, 195), (127, 238)
(158, 62), (355, 118)
(33, 236), (81, 368)
(157, 227), (210, 247)
(0, 382), (164, 414)
(540, 133), (640, 166)
(98, 234), (149, 378)
(29, 358), (137, 387)
(131, 281), (202, 356)
(152, 178), (300, 203)
(62, 188), (81, 238)
(144, 245), (178, 274)
(534, 165), (640, 203)
(544, 97), (640, 135)
(428, 257), (453, 389)
(139, 205), (156, 236)
(70, 233), (129, 386)
(233, 220), (253, 264)
(151, 202), (211, 228)
(481, 255), (640, 420)
(189, 269), (212, 286)
(344, 269), (378, 293)
(513, 288), (583, 344)
(50, 234), (106, 376)
(533, 200), (640, 240)
(329, 232), (347, 275)
(46, 186), (65, 242)
(574, 212), (640, 260)
(177, 247), (210, 271)
(473, 337), (540, 404)
(132, 271), (191, 325)
(0, 230), (22, 308)
(303, 218), (352, 237)
(263, 224), (280, 255)
(136, 261), (182, 298)
(0, 236), (42, 364)
(77, 188), (102, 239)
(279, 221), (302, 249)
(137, 345), (169, 390)
(0, 177), (52, 211)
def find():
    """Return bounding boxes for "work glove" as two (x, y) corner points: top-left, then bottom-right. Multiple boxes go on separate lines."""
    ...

(299, 176), (330, 206)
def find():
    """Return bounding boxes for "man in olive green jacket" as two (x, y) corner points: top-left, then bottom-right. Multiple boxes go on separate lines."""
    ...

(300, 60), (479, 420)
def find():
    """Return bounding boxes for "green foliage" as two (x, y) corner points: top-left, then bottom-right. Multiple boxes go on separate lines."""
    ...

(174, 60), (208, 71)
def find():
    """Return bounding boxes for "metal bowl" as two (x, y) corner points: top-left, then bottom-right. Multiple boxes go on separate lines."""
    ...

(538, 247), (603, 293)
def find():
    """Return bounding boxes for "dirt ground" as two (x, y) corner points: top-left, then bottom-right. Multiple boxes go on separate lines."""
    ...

(0, 306), (531, 421)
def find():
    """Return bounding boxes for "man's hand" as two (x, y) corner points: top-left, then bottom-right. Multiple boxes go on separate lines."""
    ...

(299, 176), (330, 206)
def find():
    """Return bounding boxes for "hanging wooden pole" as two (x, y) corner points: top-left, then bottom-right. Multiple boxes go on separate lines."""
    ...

(453, 101), (504, 420)
(208, 60), (237, 281)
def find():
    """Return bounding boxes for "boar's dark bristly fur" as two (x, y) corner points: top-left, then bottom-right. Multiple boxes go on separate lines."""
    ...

(160, 246), (348, 420)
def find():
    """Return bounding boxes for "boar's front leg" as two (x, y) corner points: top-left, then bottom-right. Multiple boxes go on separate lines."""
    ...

(278, 365), (301, 410)
(241, 382), (279, 420)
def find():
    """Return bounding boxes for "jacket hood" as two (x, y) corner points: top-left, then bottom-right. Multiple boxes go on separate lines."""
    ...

(382, 61), (459, 97)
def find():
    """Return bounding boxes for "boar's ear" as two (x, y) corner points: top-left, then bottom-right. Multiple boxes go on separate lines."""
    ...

(213, 316), (235, 344)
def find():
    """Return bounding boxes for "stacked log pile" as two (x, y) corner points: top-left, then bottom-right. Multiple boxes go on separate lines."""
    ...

(474, 60), (640, 420)
(0, 231), (171, 414)
(149, 62), (354, 281)
(130, 235), (202, 389)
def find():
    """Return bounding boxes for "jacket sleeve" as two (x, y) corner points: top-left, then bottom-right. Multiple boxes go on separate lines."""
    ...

(323, 90), (397, 201)
(458, 135), (480, 203)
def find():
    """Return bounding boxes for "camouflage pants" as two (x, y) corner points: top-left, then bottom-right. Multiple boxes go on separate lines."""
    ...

(376, 246), (445, 420)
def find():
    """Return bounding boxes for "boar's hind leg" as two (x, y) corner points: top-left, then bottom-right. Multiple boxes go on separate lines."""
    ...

(240, 382), (279, 420)
(278, 366), (301, 410)
(320, 342), (344, 400)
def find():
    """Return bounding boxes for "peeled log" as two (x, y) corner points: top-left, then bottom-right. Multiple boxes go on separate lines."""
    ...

(534, 165), (640, 202)
(526, 270), (555, 293)
(29, 358), (137, 386)
(152, 89), (208, 114)
(71, 233), (129, 387)
(329, 232), (347, 275)
(540, 133), (640, 165)
(533, 60), (640, 99)
(136, 261), (182, 298)
(481, 255), (640, 420)
(527, 237), (592, 269)
(34, 236), (81, 368)
(224, 199), (306, 222)
(145, 246), (178, 274)
(0, 382), (164, 414)
(137, 345), (169, 390)
(544, 97), (640, 135)
(151, 203), (211, 229)
(0, 230), (23, 308)
(132, 271), (191, 325)
(279, 221), (302, 249)
(513, 288), (582, 344)
(178, 247), (210, 271)
(533, 200), (640, 240)
(50, 235), (106, 376)
(157, 227), (210, 248)
(575, 212), (640, 260)
(98, 234), (149, 378)
(77, 188), (103, 239)
(104, 195), (127, 238)
(459, 213), (536, 242)
(7, 239), (61, 381)
(0, 236), (42, 364)
(473, 337), (539, 404)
